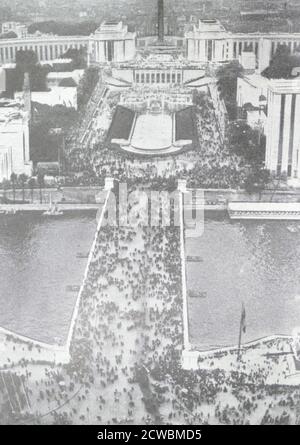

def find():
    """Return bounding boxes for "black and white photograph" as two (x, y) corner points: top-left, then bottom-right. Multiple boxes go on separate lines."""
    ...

(0, 0), (300, 429)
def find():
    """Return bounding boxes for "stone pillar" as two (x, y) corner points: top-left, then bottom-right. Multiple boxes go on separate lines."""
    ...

(158, 0), (164, 43)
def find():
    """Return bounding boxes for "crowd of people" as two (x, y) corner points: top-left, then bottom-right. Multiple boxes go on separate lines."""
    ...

(64, 86), (248, 191)
(1, 83), (299, 425)
(1, 192), (299, 425)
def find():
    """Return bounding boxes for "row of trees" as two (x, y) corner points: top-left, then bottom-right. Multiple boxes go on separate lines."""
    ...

(1, 172), (45, 204)
(216, 61), (243, 120)
(227, 120), (269, 195)
(0, 31), (17, 39)
(59, 47), (87, 70)
(227, 121), (265, 164)
(5, 50), (50, 93)
(28, 21), (98, 36)
(77, 66), (100, 110)
(30, 104), (78, 163)
(5, 48), (87, 95)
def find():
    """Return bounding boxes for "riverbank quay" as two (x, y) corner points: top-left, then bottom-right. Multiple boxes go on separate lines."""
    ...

(191, 188), (300, 204)
(182, 335), (300, 385)
(0, 190), (110, 365)
(3, 185), (300, 206)
(0, 203), (100, 212)
(0, 186), (104, 206)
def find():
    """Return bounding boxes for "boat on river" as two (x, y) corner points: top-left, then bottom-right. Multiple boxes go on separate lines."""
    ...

(186, 255), (203, 262)
(188, 290), (207, 299)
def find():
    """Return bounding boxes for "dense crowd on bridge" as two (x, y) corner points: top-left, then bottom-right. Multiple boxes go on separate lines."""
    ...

(1, 196), (299, 425)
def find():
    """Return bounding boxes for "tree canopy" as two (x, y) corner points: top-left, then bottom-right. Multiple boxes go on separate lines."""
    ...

(244, 168), (270, 196)
(216, 61), (244, 120)
(60, 47), (87, 69)
(227, 121), (266, 164)
(30, 104), (78, 163)
(77, 66), (100, 110)
(262, 44), (300, 79)
(28, 21), (98, 36)
(0, 31), (17, 39)
(13, 50), (50, 92)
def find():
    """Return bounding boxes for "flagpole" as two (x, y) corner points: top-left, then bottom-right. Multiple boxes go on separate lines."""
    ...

(237, 303), (245, 363)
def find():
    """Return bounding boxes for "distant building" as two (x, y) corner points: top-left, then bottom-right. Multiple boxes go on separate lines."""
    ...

(89, 21), (136, 63)
(0, 36), (89, 65)
(0, 11), (300, 74)
(1, 22), (27, 38)
(240, 10), (280, 19)
(185, 18), (300, 72)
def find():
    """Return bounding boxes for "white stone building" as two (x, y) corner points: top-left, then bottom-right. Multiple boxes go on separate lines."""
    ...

(0, 68), (6, 93)
(89, 21), (136, 63)
(265, 79), (300, 179)
(237, 74), (300, 179)
(1, 22), (28, 38)
(0, 102), (32, 181)
(237, 74), (269, 109)
(0, 35), (89, 64)
(0, 15), (300, 72)
(185, 19), (300, 73)
(186, 19), (229, 64)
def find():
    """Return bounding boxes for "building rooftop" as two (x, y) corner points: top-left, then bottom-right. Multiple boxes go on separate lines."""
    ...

(222, 16), (300, 34)
(93, 20), (136, 40)
(268, 78), (300, 94)
(198, 19), (227, 33)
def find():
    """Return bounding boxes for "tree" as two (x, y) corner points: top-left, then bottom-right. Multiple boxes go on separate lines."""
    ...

(244, 168), (270, 198)
(216, 61), (244, 120)
(28, 178), (36, 203)
(28, 21), (98, 36)
(37, 172), (45, 204)
(14, 50), (50, 92)
(77, 66), (100, 110)
(1, 179), (10, 202)
(19, 174), (28, 202)
(60, 47), (87, 69)
(16, 49), (38, 69)
(227, 121), (265, 164)
(30, 104), (78, 162)
(0, 31), (17, 39)
(10, 172), (17, 203)
(262, 44), (300, 79)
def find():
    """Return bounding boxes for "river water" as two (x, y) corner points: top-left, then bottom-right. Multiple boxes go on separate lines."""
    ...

(0, 211), (97, 345)
(186, 213), (300, 350)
